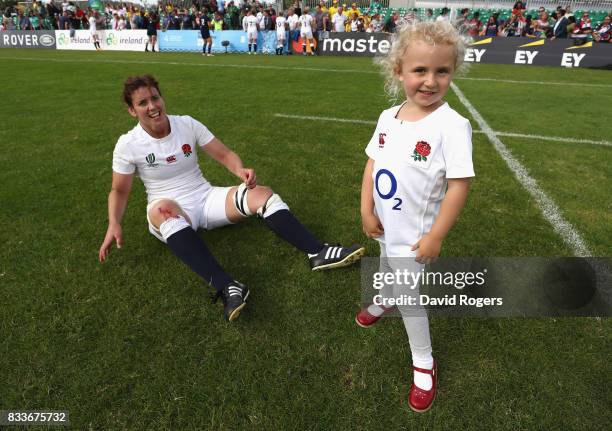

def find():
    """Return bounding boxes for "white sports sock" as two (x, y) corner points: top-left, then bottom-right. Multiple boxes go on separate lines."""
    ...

(367, 303), (386, 317)
(159, 216), (191, 240)
(412, 355), (434, 390)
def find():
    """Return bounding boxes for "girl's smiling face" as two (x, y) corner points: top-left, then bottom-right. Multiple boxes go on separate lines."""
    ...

(396, 40), (456, 113)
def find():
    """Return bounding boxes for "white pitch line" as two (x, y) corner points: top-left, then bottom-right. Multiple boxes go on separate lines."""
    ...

(274, 113), (377, 125)
(1, 55), (611, 89)
(451, 82), (592, 257)
(455, 76), (612, 89)
(0, 55), (378, 75)
(479, 130), (612, 147)
(274, 113), (611, 147)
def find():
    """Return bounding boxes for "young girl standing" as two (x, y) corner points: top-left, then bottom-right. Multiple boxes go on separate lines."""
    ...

(356, 21), (474, 412)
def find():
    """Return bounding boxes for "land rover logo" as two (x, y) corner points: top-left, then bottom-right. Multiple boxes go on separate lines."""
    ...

(39, 34), (55, 47)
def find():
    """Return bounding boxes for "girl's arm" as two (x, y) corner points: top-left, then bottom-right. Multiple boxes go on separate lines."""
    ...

(411, 177), (471, 264)
(361, 158), (384, 238)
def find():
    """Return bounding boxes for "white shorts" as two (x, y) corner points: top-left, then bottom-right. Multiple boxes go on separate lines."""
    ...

(247, 30), (258, 40)
(300, 30), (313, 39)
(146, 186), (233, 243)
(276, 31), (285, 41)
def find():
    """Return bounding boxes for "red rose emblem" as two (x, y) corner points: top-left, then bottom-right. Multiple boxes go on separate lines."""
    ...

(415, 141), (431, 157)
(378, 133), (386, 148)
(182, 144), (192, 157)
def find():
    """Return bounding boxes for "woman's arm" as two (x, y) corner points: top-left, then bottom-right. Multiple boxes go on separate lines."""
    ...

(202, 138), (257, 188)
(99, 172), (134, 262)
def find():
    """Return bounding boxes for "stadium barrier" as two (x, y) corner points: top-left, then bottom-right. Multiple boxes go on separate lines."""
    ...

(158, 30), (289, 54)
(55, 30), (149, 51)
(1, 30), (610, 67)
(316, 33), (612, 68)
(0, 31), (57, 49)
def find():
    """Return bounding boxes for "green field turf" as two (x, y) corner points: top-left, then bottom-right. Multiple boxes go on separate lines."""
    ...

(0, 49), (610, 430)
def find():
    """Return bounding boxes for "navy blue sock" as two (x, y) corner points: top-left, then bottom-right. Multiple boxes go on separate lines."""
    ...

(264, 210), (324, 254)
(166, 227), (233, 292)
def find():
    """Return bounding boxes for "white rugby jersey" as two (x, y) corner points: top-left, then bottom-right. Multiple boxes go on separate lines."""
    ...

(365, 103), (474, 257)
(243, 15), (259, 31)
(299, 14), (314, 32)
(276, 16), (287, 32)
(287, 14), (299, 30)
(112, 115), (215, 203)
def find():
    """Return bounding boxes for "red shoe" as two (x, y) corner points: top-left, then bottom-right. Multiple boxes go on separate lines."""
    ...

(408, 361), (437, 413)
(355, 305), (393, 328)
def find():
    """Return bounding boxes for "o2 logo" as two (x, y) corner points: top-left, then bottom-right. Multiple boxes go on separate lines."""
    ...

(375, 169), (402, 211)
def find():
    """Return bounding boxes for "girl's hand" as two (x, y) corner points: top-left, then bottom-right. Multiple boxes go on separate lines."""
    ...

(362, 212), (384, 238)
(411, 234), (442, 265)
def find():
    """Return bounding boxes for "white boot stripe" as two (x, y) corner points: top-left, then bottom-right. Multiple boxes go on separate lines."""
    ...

(325, 247), (333, 260)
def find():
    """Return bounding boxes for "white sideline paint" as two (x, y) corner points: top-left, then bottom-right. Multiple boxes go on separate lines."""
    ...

(1, 55), (611, 88)
(456, 76), (612, 89)
(274, 114), (612, 147)
(450, 82), (592, 257)
(0, 55), (377, 75)
(275, 113), (377, 125)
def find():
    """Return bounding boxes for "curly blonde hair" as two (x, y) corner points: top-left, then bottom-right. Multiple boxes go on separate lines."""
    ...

(376, 21), (468, 100)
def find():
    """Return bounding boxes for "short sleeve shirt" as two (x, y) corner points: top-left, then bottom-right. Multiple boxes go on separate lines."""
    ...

(112, 115), (215, 203)
(365, 103), (474, 256)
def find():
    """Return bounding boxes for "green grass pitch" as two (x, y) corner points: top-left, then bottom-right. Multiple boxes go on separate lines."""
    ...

(0, 49), (610, 430)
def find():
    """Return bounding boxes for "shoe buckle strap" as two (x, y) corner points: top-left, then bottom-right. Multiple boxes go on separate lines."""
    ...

(413, 365), (435, 375)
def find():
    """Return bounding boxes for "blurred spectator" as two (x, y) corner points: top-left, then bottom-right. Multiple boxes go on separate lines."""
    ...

(401, 8), (417, 26)
(145, 12), (158, 52)
(512, 1), (526, 15)
(111, 13), (120, 30)
(424, 8), (434, 22)
(579, 11), (592, 32)
(287, 6), (299, 43)
(347, 3), (361, 19)
(165, 9), (181, 30)
(592, 15), (611, 42)
(552, 8), (568, 39)
(293, 1), (301, 17)
(29, 11), (41, 30)
(523, 14), (535, 36)
(567, 15), (577, 34)
(129, 9), (139, 30)
(18, 10), (31, 30)
(58, 10), (70, 30)
(368, 13), (382, 32)
(535, 10), (551, 37)
(329, 0), (339, 20)
(466, 12), (482, 37)
(212, 12), (224, 31)
(331, 6), (345, 32)
(482, 14), (499, 36)
(182, 9), (195, 30)
(384, 11), (399, 32)
(454, 8), (469, 32)
(314, 4), (330, 32)
(118, 14), (127, 30)
(436, 7), (450, 22)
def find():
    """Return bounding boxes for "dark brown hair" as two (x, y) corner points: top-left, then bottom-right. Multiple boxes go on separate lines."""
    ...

(122, 75), (162, 107)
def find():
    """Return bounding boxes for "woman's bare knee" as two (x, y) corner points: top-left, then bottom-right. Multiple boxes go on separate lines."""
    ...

(148, 200), (188, 228)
